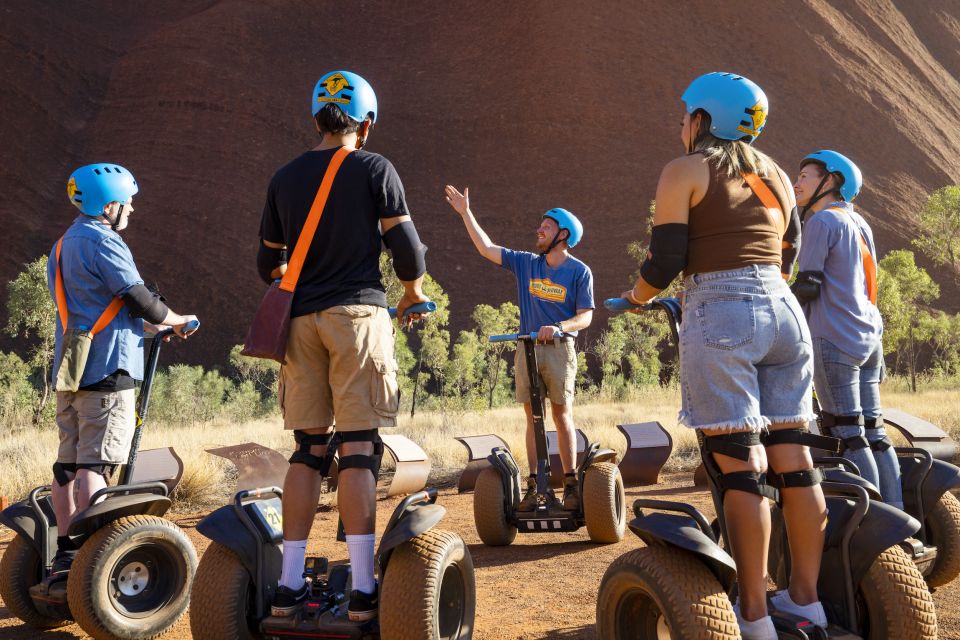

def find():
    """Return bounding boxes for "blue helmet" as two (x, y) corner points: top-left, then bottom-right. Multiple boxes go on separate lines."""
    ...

(801, 150), (863, 201)
(681, 72), (769, 143)
(67, 164), (139, 217)
(311, 70), (378, 123)
(543, 208), (583, 248)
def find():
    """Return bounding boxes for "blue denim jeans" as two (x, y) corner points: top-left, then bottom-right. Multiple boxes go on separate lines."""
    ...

(813, 337), (903, 508)
(679, 265), (815, 430)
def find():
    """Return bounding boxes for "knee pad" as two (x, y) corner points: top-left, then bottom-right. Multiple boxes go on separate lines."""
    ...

(768, 467), (824, 491)
(52, 462), (76, 487)
(762, 427), (841, 453)
(289, 430), (336, 474)
(819, 412), (869, 452)
(75, 462), (118, 480)
(700, 431), (778, 501)
(864, 416), (893, 452)
(337, 430), (384, 480)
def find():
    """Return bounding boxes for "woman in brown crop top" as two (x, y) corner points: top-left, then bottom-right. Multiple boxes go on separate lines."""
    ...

(620, 73), (824, 638)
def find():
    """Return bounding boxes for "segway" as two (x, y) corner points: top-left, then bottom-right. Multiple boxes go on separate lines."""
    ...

(190, 486), (474, 640)
(0, 320), (200, 639)
(595, 298), (937, 639)
(471, 331), (626, 546)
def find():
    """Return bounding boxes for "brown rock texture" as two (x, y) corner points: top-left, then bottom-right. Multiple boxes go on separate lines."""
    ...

(3, 1), (959, 366)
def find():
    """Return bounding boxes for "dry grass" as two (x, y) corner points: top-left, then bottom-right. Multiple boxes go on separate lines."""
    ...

(1, 380), (956, 512)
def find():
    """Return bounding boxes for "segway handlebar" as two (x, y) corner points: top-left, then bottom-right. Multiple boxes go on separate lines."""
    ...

(489, 331), (573, 343)
(604, 296), (682, 346)
(388, 301), (437, 318)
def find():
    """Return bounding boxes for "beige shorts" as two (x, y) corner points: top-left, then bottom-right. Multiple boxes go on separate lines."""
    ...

(56, 389), (136, 465)
(513, 339), (577, 405)
(279, 305), (399, 431)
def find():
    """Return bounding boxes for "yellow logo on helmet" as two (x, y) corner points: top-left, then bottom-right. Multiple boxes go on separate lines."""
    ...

(66, 177), (81, 207)
(737, 101), (767, 136)
(317, 73), (352, 105)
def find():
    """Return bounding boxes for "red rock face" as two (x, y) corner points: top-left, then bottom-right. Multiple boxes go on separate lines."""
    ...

(3, 2), (960, 365)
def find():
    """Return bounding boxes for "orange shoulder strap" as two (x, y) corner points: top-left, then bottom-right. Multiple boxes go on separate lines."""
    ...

(279, 146), (354, 293)
(825, 208), (877, 305)
(54, 236), (125, 336)
(742, 172), (788, 237)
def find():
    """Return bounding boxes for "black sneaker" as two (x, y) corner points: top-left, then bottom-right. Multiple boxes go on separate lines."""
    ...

(348, 585), (379, 622)
(562, 475), (580, 512)
(28, 550), (75, 603)
(271, 582), (308, 617)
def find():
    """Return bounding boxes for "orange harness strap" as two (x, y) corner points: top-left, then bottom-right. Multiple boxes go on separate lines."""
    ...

(279, 146), (354, 293)
(825, 208), (877, 305)
(55, 237), (125, 336)
(742, 172), (791, 279)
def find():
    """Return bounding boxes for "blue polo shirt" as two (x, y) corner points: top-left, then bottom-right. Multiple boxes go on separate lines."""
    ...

(500, 249), (595, 335)
(798, 202), (883, 360)
(47, 217), (146, 386)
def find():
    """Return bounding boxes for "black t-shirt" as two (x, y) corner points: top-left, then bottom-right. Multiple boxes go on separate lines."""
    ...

(259, 148), (409, 317)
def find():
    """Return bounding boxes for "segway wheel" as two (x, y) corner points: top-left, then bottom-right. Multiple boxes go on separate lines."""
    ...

(583, 462), (626, 543)
(858, 545), (937, 639)
(924, 491), (960, 587)
(0, 534), (71, 629)
(473, 467), (517, 546)
(597, 545), (739, 639)
(380, 528), (476, 640)
(190, 542), (257, 640)
(67, 515), (197, 640)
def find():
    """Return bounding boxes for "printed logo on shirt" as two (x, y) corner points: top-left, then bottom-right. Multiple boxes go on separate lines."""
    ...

(529, 279), (567, 303)
(737, 101), (767, 137)
(317, 73), (353, 106)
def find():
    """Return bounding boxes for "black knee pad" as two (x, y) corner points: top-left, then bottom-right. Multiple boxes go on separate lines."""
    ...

(52, 462), (77, 487)
(863, 416), (893, 451)
(762, 427), (841, 453)
(768, 467), (824, 490)
(289, 430), (336, 474)
(819, 412), (869, 452)
(75, 462), (118, 480)
(337, 429), (384, 480)
(700, 432), (778, 501)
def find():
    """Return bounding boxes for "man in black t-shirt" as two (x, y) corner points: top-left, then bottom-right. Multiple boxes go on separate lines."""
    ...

(256, 70), (429, 623)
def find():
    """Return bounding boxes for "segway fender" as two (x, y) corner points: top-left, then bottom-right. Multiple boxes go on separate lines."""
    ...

(826, 496), (920, 586)
(822, 468), (882, 501)
(588, 448), (618, 465)
(0, 500), (56, 558)
(628, 513), (737, 589)
(377, 503), (447, 556)
(67, 493), (171, 538)
(920, 459), (960, 515)
(196, 504), (264, 580)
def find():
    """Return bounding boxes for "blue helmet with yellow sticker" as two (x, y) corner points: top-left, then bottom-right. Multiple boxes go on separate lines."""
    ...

(543, 208), (583, 248)
(311, 70), (378, 124)
(801, 150), (862, 201)
(67, 164), (139, 217)
(681, 72), (768, 143)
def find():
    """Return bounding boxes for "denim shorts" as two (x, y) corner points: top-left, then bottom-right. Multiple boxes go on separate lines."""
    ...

(678, 265), (815, 431)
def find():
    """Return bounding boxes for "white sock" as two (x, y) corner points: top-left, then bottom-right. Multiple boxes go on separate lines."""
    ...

(737, 615), (777, 640)
(279, 539), (307, 591)
(346, 533), (376, 595)
(770, 589), (828, 627)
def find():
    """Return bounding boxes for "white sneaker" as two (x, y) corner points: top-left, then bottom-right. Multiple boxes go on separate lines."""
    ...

(732, 603), (778, 640)
(770, 589), (828, 627)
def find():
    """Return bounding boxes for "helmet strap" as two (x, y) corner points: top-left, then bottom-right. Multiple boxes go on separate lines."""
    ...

(799, 174), (833, 222)
(103, 204), (123, 231)
(540, 228), (567, 256)
(355, 121), (371, 150)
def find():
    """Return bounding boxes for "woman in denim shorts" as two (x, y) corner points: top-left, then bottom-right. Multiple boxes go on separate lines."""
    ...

(621, 73), (825, 639)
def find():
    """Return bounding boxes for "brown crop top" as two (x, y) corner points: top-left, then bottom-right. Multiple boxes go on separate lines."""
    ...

(684, 153), (792, 276)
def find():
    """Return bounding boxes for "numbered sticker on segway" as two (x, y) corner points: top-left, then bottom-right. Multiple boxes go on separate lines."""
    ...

(248, 498), (284, 542)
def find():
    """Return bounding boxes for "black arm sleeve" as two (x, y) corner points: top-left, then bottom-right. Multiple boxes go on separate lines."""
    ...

(382, 221), (427, 281)
(781, 205), (802, 277)
(122, 284), (169, 324)
(639, 223), (689, 290)
(257, 244), (287, 284)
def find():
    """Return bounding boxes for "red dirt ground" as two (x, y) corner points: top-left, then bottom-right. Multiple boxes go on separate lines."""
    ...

(2, 472), (958, 639)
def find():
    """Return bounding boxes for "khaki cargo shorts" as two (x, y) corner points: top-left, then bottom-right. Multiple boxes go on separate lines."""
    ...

(279, 305), (399, 431)
(513, 339), (577, 405)
(56, 388), (136, 465)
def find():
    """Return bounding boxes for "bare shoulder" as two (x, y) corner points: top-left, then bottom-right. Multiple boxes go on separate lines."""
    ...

(662, 153), (708, 177)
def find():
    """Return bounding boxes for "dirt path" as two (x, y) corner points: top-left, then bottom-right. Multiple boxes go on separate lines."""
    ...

(2, 473), (959, 639)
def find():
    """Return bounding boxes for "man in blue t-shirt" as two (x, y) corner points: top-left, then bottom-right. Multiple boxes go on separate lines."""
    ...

(445, 185), (594, 511)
